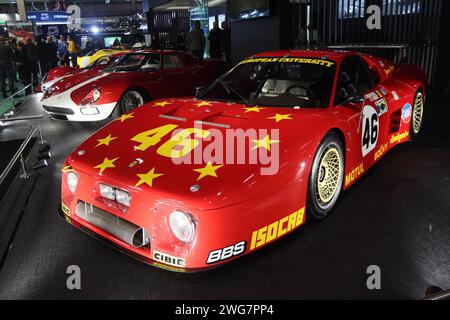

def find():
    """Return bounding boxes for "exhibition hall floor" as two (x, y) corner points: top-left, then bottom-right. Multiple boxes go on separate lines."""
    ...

(0, 95), (449, 299)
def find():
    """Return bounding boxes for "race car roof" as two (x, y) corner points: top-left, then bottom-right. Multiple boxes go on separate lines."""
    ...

(252, 50), (353, 62)
(133, 49), (184, 55)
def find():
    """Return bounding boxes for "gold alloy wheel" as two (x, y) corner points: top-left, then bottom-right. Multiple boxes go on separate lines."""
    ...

(316, 147), (343, 205)
(413, 92), (424, 134)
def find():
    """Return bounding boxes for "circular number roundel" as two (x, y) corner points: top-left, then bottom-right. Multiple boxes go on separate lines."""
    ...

(361, 105), (379, 157)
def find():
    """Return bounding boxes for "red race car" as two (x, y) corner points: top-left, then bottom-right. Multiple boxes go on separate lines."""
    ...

(37, 52), (127, 93)
(60, 50), (426, 272)
(41, 50), (227, 121)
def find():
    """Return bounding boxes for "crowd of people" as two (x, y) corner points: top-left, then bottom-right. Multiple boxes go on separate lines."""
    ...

(1, 21), (232, 99)
(185, 20), (231, 63)
(0, 34), (81, 98)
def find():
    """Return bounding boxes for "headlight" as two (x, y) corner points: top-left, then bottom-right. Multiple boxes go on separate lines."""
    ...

(67, 172), (79, 194)
(99, 184), (131, 207)
(99, 184), (115, 200)
(115, 189), (131, 207)
(81, 88), (101, 106)
(169, 210), (196, 242)
(92, 89), (101, 102)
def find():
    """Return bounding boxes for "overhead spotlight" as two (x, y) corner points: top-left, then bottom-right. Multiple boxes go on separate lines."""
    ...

(38, 144), (51, 154)
(32, 160), (49, 171)
(91, 26), (100, 34)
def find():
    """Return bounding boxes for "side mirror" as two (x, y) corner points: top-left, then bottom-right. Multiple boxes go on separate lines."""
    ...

(349, 95), (364, 103)
(196, 86), (207, 97)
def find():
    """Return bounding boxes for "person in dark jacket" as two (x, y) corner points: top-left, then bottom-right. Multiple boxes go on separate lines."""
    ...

(15, 42), (32, 94)
(208, 21), (223, 59)
(0, 38), (16, 97)
(37, 37), (49, 76)
(39, 36), (56, 74)
(26, 37), (40, 87)
(83, 39), (95, 55)
(221, 21), (232, 64)
(47, 36), (58, 68)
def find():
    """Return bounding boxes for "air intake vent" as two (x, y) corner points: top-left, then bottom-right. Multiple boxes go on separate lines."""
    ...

(76, 201), (150, 249)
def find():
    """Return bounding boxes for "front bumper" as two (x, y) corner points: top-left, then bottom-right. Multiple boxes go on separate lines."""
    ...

(42, 102), (116, 122)
(60, 165), (308, 272)
(59, 204), (209, 273)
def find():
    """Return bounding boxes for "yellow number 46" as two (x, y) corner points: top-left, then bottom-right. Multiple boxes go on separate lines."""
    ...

(131, 124), (210, 159)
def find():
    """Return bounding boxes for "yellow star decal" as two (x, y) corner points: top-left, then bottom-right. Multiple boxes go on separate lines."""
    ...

(252, 135), (280, 151)
(153, 101), (172, 107)
(95, 134), (118, 148)
(94, 157), (119, 175)
(193, 162), (224, 181)
(195, 101), (213, 108)
(117, 113), (134, 123)
(268, 113), (293, 123)
(135, 168), (164, 188)
(244, 106), (265, 113)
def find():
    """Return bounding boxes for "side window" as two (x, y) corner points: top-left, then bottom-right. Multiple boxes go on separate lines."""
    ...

(335, 56), (375, 105)
(163, 55), (183, 69)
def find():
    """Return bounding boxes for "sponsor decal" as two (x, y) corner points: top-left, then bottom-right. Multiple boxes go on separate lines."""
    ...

(361, 105), (379, 157)
(207, 241), (246, 264)
(378, 60), (385, 68)
(379, 87), (388, 96)
(250, 207), (305, 251)
(375, 98), (388, 116)
(392, 91), (399, 101)
(153, 250), (186, 268)
(402, 103), (412, 124)
(61, 203), (71, 216)
(240, 57), (335, 67)
(374, 143), (389, 161)
(390, 131), (410, 145)
(345, 163), (365, 187)
(128, 158), (144, 168)
(364, 92), (380, 102)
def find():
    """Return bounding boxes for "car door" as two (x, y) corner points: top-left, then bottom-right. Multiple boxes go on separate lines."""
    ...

(159, 53), (196, 97)
(334, 55), (389, 178)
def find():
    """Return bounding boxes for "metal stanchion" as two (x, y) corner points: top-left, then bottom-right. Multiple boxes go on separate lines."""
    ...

(19, 154), (30, 180)
(38, 125), (47, 145)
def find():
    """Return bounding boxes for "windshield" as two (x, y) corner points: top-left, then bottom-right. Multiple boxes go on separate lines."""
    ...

(200, 57), (337, 108)
(86, 50), (98, 57)
(104, 53), (160, 72)
(85, 56), (115, 69)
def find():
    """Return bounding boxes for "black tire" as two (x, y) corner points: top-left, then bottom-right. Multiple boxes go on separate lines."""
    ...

(409, 90), (424, 141)
(307, 132), (345, 220)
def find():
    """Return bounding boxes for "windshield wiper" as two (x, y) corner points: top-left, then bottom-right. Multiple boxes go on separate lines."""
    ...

(218, 79), (251, 106)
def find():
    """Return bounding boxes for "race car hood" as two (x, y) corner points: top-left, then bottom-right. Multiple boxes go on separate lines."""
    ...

(42, 69), (105, 99)
(46, 66), (76, 81)
(68, 99), (327, 210)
